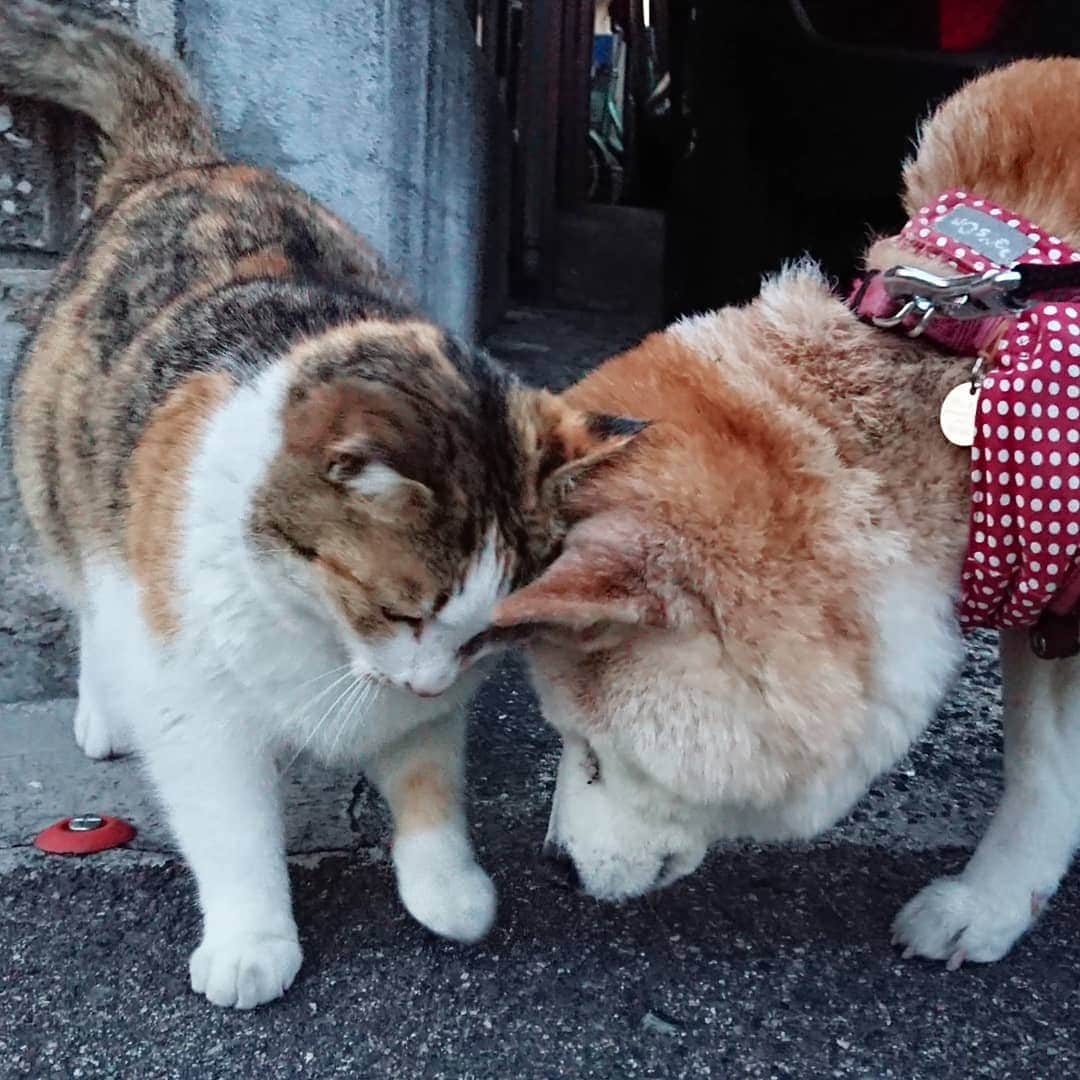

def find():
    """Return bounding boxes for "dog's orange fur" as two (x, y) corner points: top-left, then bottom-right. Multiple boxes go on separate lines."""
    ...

(500, 273), (972, 807)
(496, 58), (1080, 833)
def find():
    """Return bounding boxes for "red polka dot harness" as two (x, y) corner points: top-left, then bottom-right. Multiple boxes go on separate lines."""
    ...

(851, 191), (1080, 653)
(963, 296), (1080, 633)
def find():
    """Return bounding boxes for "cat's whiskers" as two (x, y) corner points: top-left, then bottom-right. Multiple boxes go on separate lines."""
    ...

(281, 670), (362, 774)
(326, 678), (369, 761)
(292, 662), (353, 694)
(294, 667), (356, 723)
(327, 675), (380, 763)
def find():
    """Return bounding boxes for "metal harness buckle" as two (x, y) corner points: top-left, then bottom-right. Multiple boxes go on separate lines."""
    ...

(872, 266), (1027, 337)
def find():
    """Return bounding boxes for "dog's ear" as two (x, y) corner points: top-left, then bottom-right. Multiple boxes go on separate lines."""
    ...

(494, 519), (663, 634)
(543, 411), (649, 498)
(522, 389), (648, 501)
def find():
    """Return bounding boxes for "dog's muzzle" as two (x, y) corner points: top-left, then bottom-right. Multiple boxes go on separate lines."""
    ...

(541, 842), (581, 891)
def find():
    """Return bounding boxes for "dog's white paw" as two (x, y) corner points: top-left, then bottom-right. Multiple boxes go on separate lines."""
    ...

(189, 931), (302, 1009)
(395, 829), (496, 943)
(73, 698), (133, 760)
(892, 876), (1045, 969)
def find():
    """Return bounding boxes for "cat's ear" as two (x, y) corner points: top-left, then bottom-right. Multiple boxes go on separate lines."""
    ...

(493, 517), (665, 640)
(325, 439), (434, 515)
(527, 391), (649, 498)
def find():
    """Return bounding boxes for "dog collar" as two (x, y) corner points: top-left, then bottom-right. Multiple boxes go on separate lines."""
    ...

(850, 191), (1080, 654)
(850, 191), (1080, 354)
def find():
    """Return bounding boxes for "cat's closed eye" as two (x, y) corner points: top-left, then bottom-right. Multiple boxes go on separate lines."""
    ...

(267, 525), (317, 562)
(459, 625), (529, 659)
(381, 606), (423, 629)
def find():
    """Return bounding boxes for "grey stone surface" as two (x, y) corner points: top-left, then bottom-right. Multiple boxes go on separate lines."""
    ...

(0, 697), (372, 857)
(0, 0), (149, 262)
(0, 100), (61, 253)
(486, 207), (665, 391)
(1, 275), (77, 704)
(0, 4), (176, 704)
(182, 0), (508, 339)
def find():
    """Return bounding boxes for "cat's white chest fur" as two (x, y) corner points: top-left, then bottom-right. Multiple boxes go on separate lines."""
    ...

(149, 362), (477, 759)
(74, 361), (499, 1010)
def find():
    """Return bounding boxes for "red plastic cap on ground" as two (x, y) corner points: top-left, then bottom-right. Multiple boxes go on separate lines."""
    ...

(33, 815), (136, 855)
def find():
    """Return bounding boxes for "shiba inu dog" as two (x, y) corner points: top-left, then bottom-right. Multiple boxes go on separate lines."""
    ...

(495, 58), (1080, 969)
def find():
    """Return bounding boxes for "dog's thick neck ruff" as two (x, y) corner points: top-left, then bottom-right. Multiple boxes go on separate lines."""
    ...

(851, 191), (1080, 653)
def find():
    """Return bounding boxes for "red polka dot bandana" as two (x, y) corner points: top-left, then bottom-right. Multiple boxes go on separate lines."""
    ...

(900, 192), (1080, 630)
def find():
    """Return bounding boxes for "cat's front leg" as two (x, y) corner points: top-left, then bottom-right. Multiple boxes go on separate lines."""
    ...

(366, 710), (496, 943)
(74, 609), (134, 760)
(141, 708), (301, 1008)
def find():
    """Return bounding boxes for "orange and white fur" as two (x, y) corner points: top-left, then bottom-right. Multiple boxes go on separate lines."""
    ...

(3, 1), (639, 1007)
(495, 58), (1080, 968)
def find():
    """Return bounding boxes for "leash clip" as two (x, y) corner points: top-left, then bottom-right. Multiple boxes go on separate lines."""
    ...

(874, 266), (1027, 335)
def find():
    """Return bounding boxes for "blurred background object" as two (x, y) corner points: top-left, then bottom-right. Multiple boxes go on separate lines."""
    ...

(467, 0), (1080, 319)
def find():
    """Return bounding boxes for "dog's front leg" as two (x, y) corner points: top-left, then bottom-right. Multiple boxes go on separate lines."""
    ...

(894, 628), (1080, 967)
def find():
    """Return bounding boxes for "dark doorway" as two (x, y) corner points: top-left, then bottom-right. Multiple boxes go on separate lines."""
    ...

(476, 1), (1080, 381)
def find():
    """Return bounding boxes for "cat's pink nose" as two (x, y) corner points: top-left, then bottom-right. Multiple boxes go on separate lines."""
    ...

(406, 682), (443, 699)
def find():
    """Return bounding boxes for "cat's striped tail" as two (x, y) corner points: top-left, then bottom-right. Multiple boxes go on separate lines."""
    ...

(0, 0), (220, 203)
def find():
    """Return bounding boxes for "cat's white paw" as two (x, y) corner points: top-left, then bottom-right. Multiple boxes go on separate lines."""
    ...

(73, 698), (133, 760)
(892, 875), (1045, 968)
(395, 828), (496, 943)
(189, 931), (302, 1009)
(400, 859), (496, 943)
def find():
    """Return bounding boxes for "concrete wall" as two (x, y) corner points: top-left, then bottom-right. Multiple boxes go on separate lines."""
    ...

(183, 0), (508, 337)
(0, 0), (509, 702)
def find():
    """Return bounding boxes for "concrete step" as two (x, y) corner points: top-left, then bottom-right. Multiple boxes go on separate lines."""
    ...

(0, 698), (383, 865)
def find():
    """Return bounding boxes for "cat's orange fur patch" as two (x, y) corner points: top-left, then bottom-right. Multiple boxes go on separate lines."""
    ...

(232, 247), (290, 280)
(390, 762), (456, 836)
(128, 371), (233, 638)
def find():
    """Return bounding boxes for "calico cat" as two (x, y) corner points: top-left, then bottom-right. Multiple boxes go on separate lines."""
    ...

(2, 1), (641, 1008)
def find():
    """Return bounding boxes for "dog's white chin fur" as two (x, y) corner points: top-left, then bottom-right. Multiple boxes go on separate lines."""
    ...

(535, 562), (963, 902)
(544, 731), (711, 900)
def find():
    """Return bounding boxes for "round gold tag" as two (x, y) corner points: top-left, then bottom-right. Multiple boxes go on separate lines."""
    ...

(939, 382), (979, 447)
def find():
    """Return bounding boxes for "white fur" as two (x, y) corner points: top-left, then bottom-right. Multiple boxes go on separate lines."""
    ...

(756, 561), (965, 839)
(352, 528), (510, 697)
(75, 361), (507, 1008)
(348, 461), (407, 497)
(541, 730), (710, 900)
(540, 549), (1080, 966)
(536, 563), (965, 899)
(393, 825), (497, 942)
(74, 609), (134, 760)
(894, 629), (1080, 966)
(362, 707), (495, 942)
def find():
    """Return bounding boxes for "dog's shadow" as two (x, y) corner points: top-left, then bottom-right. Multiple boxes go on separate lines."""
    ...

(292, 826), (981, 967)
